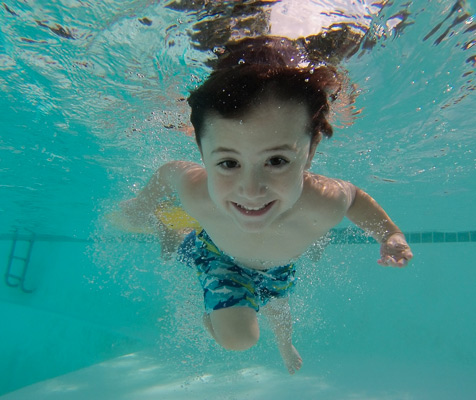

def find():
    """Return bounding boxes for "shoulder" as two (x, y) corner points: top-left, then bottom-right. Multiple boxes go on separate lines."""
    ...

(161, 162), (209, 209)
(159, 160), (203, 177)
(304, 173), (356, 211)
(158, 161), (205, 187)
(154, 161), (209, 218)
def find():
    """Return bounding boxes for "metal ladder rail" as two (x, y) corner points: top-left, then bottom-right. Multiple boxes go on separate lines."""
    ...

(5, 232), (35, 293)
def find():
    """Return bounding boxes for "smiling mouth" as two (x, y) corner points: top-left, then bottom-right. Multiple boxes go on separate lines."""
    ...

(232, 201), (275, 216)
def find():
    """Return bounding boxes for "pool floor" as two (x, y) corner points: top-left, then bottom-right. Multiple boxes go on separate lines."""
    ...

(1, 350), (474, 400)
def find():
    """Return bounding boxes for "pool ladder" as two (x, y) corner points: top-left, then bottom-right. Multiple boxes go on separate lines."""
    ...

(5, 231), (35, 293)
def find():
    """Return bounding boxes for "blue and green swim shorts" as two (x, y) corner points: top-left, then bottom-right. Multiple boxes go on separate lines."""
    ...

(178, 229), (296, 314)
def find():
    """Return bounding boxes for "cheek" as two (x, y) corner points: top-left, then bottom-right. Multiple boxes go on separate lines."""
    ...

(207, 173), (232, 200)
(273, 168), (305, 196)
(288, 176), (304, 196)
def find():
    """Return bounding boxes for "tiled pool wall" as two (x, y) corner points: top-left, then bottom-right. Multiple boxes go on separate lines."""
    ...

(327, 229), (476, 244)
(2, 229), (475, 246)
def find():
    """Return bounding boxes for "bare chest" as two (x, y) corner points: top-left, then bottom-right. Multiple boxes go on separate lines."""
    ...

(200, 217), (332, 270)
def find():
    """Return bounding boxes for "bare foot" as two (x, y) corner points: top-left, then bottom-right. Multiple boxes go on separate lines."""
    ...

(278, 343), (303, 374)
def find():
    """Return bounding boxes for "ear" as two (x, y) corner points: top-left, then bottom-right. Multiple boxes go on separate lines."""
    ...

(305, 136), (320, 169)
(198, 144), (204, 159)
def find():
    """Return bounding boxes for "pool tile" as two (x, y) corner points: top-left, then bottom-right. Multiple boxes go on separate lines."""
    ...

(421, 232), (433, 243)
(457, 232), (470, 242)
(445, 232), (457, 242)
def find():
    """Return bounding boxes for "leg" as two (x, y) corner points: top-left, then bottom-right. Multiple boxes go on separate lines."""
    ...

(262, 297), (302, 374)
(204, 306), (259, 351)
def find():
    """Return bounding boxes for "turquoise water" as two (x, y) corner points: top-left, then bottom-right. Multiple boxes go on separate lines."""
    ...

(1, 0), (475, 398)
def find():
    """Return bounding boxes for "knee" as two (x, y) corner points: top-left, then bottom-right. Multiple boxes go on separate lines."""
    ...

(218, 328), (259, 351)
(210, 307), (260, 351)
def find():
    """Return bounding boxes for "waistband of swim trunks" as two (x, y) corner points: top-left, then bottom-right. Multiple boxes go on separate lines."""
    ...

(196, 229), (295, 273)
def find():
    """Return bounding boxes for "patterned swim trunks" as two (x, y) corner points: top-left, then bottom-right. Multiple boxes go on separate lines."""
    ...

(178, 229), (297, 314)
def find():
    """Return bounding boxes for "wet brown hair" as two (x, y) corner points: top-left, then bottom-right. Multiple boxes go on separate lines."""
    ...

(188, 37), (342, 148)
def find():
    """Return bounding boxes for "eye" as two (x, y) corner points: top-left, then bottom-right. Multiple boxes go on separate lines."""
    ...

(266, 156), (289, 167)
(218, 160), (239, 169)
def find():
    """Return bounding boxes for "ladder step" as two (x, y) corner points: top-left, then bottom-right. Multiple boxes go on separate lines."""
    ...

(5, 275), (21, 287)
(5, 234), (35, 293)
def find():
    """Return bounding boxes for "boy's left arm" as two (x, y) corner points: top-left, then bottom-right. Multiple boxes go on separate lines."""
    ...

(344, 186), (413, 267)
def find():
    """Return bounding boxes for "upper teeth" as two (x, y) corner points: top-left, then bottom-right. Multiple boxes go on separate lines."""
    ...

(239, 203), (267, 211)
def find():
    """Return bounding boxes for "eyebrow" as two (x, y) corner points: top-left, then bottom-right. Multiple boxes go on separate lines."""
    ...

(211, 144), (296, 155)
(211, 147), (239, 155)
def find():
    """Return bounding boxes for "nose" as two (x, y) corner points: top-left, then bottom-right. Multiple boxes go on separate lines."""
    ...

(238, 169), (268, 199)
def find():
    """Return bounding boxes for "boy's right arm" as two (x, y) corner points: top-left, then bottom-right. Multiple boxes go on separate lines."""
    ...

(116, 161), (197, 231)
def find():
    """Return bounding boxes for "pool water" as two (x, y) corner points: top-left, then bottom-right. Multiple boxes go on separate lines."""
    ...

(1, 0), (475, 398)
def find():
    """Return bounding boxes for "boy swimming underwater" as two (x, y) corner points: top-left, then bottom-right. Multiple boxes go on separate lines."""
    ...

(118, 39), (413, 374)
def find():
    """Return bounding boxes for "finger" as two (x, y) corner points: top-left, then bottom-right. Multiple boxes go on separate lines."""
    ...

(395, 259), (407, 268)
(392, 256), (409, 268)
(393, 251), (413, 267)
(403, 249), (414, 261)
(380, 256), (407, 268)
(378, 257), (391, 266)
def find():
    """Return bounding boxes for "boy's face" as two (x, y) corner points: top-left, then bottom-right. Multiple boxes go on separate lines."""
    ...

(200, 98), (317, 232)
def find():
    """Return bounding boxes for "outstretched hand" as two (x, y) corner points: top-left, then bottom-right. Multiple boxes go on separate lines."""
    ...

(378, 232), (413, 267)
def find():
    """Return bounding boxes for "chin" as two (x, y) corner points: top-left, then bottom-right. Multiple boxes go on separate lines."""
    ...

(235, 220), (270, 233)
(232, 212), (278, 233)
